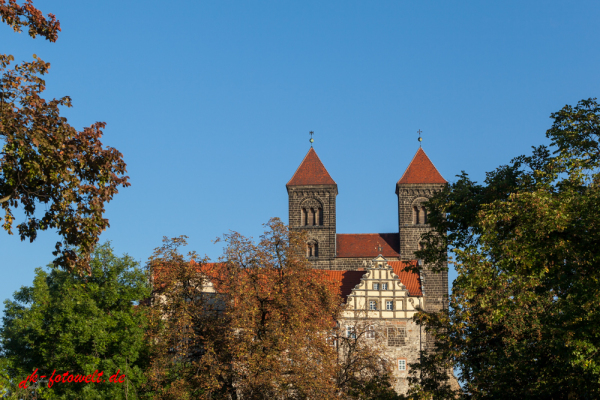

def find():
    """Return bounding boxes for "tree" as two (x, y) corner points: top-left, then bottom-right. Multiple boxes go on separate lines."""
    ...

(334, 321), (401, 400)
(1, 0), (129, 273)
(0, 242), (150, 399)
(146, 219), (394, 399)
(407, 98), (600, 399)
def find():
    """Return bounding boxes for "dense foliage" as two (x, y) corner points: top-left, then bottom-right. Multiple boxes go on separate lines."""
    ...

(146, 218), (397, 400)
(146, 220), (341, 399)
(0, 243), (150, 399)
(408, 98), (600, 399)
(1, 0), (129, 273)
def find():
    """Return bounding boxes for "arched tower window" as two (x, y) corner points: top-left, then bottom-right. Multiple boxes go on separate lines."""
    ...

(306, 241), (319, 258)
(413, 206), (420, 224)
(421, 206), (427, 224)
(300, 203), (323, 226)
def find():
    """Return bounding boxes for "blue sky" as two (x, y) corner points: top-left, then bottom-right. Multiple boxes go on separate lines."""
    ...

(1, 0), (599, 308)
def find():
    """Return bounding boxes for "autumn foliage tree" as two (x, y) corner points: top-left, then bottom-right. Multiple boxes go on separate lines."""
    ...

(407, 98), (600, 399)
(146, 219), (342, 399)
(1, 0), (129, 273)
(334, 320), (400, 400)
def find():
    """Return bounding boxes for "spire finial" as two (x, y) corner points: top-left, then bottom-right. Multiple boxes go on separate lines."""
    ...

(309, 131), (314, 147)
(417, 129), (423, 147)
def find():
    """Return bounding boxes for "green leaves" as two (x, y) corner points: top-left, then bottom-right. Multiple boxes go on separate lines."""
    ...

(0, 242), (151, 399)
(407, 98), (600, 399)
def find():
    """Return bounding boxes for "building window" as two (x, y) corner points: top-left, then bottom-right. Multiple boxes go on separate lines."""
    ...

(366, 325), (375, 339)
(346, 326), (356, 339)
(306, 241), (318, 258)
(381, 283), (388, 290)
(373, 283), (379, 290)
(413, 206), (420, 224)
(398, 359), (406, 371)
(301, 206), (323, 226)
(386, 300), (393, 310)
(326, 335), (337, 347)
(422, 206), (427, 224)
(369, 300), (378, 310)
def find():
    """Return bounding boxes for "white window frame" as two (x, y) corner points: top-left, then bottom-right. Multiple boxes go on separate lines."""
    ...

(346, 326), (356, 339)
(381, 283), (388, 290)
(326, 335), (337, 347)
(386, 300), (393, 310)
(369, 300), (378, 310)
(366, 325), (375, 339)
(398, 359), (406, 371)
(373, 283), (379, 290)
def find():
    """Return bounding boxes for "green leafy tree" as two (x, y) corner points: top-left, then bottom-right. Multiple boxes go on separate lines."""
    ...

(1, 0), (129, 273)
(406, 98), (600, 399)
(0, 242), (150, 399)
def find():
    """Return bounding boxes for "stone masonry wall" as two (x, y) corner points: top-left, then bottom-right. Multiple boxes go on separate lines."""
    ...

(309, 257), (402, 271)
(288, 185), (337, 260)
(337, 318), (423, 396)
(396, 183), (448, 317)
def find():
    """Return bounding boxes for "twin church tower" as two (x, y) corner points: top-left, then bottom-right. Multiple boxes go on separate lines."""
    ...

(286, 146), (448, 312)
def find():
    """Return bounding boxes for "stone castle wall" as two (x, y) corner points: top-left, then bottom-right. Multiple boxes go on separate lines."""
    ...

(287, 172), (450, 391)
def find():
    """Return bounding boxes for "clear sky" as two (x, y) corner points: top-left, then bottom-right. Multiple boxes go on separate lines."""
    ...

(1, 0), (599, 309)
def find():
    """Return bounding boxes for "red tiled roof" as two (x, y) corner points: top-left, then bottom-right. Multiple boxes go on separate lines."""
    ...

(397, 148), (446, 185)
(287, 148), (336, 186)
(388, 260), (423, 296)
(318, 263), (422, 298)
(152, 261), (223, 290)
(336, 233), (400, 258)
(319, 270), (366, 300)
(155, 260), (422, 301)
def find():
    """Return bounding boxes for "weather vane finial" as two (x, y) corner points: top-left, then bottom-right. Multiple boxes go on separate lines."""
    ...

(417, 129), (423, 147)
(309, 131), (314, 147)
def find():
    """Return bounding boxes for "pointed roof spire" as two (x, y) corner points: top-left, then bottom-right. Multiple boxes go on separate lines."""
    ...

(397, 148), (446, 186)
(287, 148), (336, 186)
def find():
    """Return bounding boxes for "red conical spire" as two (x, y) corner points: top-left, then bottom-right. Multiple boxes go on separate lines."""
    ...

(397, 148), (446, 185)
(287, 148), (336, 186)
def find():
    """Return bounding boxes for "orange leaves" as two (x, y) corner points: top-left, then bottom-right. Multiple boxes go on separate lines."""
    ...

(0, 0), (61, 42)
(146, 222), (343, 399)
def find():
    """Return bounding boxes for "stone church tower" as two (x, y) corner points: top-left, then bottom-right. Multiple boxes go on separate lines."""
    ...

(287, 146), (448, 313)
(286, 148), (338, 268)
(286, 145), (450, 394)
(395, 148), (448, 313)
